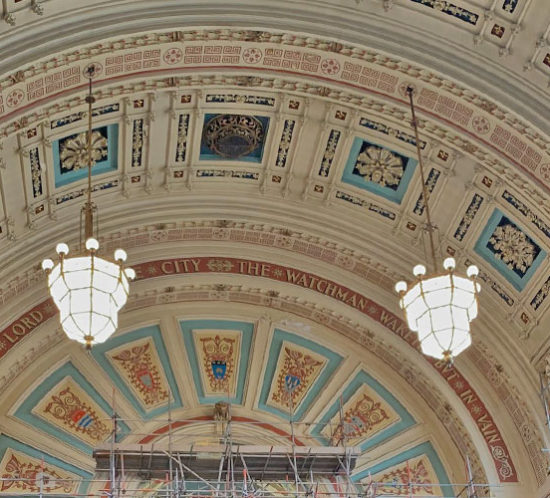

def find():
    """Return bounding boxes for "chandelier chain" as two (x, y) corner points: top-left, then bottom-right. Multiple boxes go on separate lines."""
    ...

(84, 68), (95, 241)
(407, 87), (437, 273)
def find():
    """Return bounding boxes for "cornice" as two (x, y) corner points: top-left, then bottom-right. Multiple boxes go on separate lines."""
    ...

(0, 1), (548, 133)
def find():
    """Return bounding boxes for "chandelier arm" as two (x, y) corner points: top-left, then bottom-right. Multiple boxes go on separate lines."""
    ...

(407, 87), (437, 273)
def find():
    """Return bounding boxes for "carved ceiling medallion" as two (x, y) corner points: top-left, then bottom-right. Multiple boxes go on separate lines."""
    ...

(203, 114), (265, 159)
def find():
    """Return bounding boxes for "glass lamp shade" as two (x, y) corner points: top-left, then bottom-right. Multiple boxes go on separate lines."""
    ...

(396, 260), (480, 361)
(43, 244), (133, 348)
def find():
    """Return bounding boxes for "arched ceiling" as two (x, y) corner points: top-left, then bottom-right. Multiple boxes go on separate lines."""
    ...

(0, 1), (550, 497)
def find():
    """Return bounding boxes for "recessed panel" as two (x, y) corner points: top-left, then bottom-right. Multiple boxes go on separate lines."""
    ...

(52, 124), (119, 187)
(341, 137), (417, 204)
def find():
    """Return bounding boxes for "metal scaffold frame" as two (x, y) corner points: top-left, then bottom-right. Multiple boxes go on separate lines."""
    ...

(0, 394), (499, 498)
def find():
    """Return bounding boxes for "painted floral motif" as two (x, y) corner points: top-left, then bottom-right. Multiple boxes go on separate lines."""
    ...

(271, 346), (324, 409)
(502, 0), (518, 13)
(331, 393), (390, 443)
(111, 342), (170, 407)
(43, 385), (110, 443)
(0, 451), (75, 494)
(355, 145), (404, 187)
(200, 335), (236, 391)
(375, 459), (435, 495)
(488, 222), (537, 273)
(408, 0), (479, 25)
(59, 130), (107, 172)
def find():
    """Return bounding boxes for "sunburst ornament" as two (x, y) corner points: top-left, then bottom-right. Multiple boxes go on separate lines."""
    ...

(41, 67), (134, 349)
(394, 88), (481, 362)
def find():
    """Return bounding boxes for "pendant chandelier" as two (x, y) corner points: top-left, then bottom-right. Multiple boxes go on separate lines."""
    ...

(41, 67), (135, 349)
(394, 87), (480, 363)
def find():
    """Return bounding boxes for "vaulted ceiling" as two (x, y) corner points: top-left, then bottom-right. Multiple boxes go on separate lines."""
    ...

(0, 1), (550, 497)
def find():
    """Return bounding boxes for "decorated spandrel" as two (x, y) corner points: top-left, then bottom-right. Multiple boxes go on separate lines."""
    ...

(0, 449), (78, 495)
(370, 456), (442, 496)
(267, 342), (326, 411)
(321, 385), (398, 445)
(107, 338), (171, 410)
(33, 378), (111, 446)
(194, 329), (241, 397)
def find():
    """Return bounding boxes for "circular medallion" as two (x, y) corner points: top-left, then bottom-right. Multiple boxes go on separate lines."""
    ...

(472, 115), (491, 135)
(163, 48), (183, 65)
(203, 114), (265, 159)
(321, 58), (340, 75)
(83, 62), (103, 78)
(540, 163), (550, 181)
(242, 48), (262, 64)
(6, 89), (24, 108)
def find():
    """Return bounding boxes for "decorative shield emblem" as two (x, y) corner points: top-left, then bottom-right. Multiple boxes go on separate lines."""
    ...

(70, 409), (94, 428)
(284, 374), (301, 393)
(212, 360), (227, 380)
(350, 415), (366, 434)
(137, 367), (155, 391)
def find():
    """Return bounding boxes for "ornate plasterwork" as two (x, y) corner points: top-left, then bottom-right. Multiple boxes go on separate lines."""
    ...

(202, 114), (266, 160)
(58, 130), (107, 172)
(488, 222), (537, 273)
(354, 145), (404, 187)
(0, 28), (548, 196)
(473, 342), (549, 486)
(7, 254), (515, 481)
(194, 329), (241, 396)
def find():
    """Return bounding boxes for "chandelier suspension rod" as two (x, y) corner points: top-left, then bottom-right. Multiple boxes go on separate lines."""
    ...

(84, 69), (95, 240)
(407, 86), (437, 273)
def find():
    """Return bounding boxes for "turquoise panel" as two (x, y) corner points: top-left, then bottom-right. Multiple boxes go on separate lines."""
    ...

(311, 370), (415, 450)
(0, 435), (91, 495)
(14, 362), (129, 454)
(180, 319), (254, 405)
(353, 441), (453, 497)
(474, 209), (545, 291)
(90, 325), (183, 420)
(53, 123), (118, 188)
(258, 328), (343, 420)
(341, 137), (417, 204)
